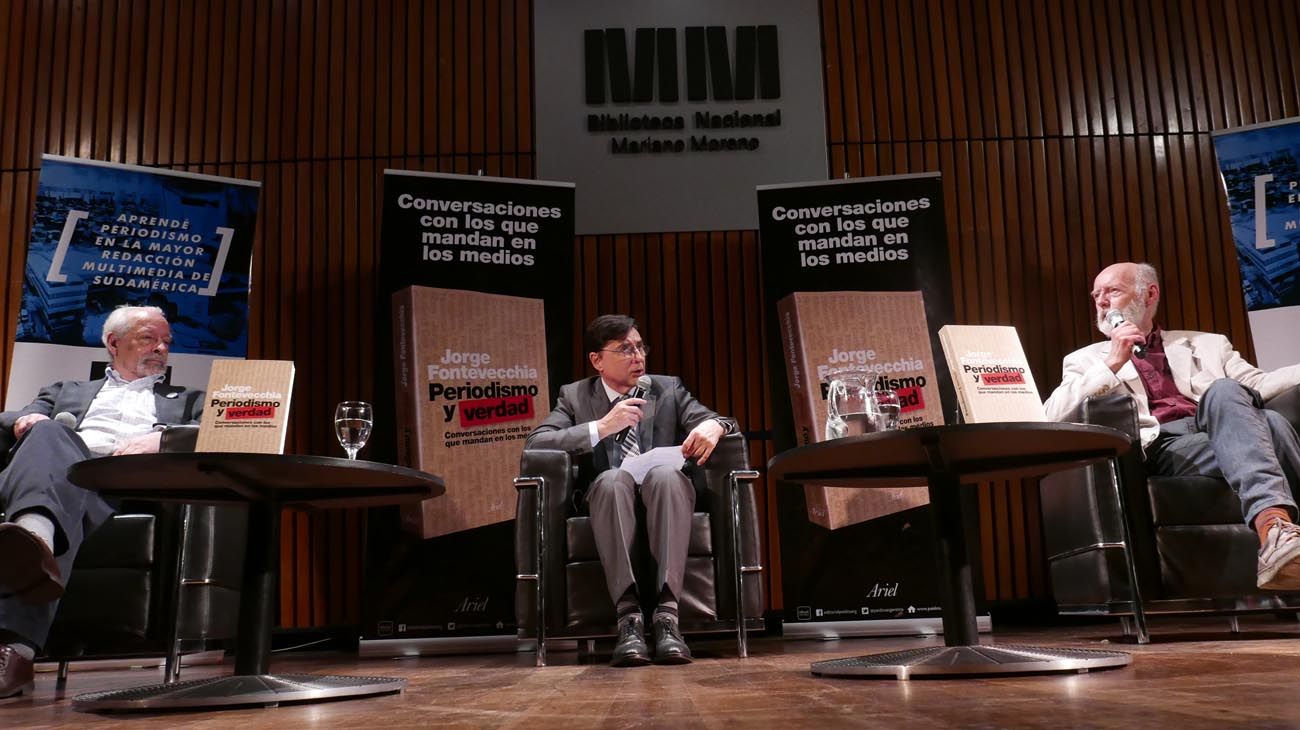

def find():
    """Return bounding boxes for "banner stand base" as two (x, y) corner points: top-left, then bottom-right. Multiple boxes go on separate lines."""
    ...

(358, 636), (574, 658)
(360, 619), (988, 656)
(810, 644), (1130, 680)
(783, 615), (990, 641)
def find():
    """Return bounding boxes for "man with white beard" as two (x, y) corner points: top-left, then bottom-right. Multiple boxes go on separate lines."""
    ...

(1044, 262), (1300, 590)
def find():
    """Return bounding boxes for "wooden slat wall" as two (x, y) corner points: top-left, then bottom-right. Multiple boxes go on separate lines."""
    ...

(2, 0), (1297, 626)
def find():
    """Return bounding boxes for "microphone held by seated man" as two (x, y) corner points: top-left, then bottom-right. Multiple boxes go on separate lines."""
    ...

(0, 305), (204, 700)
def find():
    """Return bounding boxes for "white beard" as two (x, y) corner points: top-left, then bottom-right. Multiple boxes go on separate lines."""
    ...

(1096, 298), (1149, 336)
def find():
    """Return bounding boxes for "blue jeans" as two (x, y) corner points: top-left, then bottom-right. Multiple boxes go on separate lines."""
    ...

(1146, 379), (1300, 526)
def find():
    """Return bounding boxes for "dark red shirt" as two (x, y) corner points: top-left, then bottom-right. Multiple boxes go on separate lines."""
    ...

(1130, 325), (1198, 423)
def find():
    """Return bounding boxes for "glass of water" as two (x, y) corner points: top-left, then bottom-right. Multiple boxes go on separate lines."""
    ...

(873, 389), (901, 431)
(334, 401), (373, 460)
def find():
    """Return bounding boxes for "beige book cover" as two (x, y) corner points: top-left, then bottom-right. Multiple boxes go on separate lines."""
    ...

(195, 360), (296, 454)
(778, 291), (940, 530)
(393, 286), (551, 539)
(938, 325), (1046, 423)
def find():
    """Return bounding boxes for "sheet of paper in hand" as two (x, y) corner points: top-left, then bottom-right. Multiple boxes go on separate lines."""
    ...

(618, 446), (686, 484)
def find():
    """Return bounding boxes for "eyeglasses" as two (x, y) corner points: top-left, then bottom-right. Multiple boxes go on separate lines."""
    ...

(601, 342), (650, 358)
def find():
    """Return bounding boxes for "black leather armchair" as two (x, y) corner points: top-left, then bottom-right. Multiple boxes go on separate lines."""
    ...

(1039, 387), (1300, 642)
(1, 424), (245, 684)
(514, 431), (764, 666)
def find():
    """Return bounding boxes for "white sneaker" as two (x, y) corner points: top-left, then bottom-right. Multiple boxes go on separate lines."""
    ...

(1257, 520), (1300, 590)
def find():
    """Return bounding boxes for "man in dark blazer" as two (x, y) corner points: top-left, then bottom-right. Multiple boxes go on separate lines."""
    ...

(526, 314), (733, 667)
(0, 305), (203, 700)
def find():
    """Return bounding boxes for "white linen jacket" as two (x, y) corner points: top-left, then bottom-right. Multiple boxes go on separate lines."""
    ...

(1043, 329), (1300, 452)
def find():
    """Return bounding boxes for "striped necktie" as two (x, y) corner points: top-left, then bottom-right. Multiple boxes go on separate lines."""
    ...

(617, 394), (641, 461)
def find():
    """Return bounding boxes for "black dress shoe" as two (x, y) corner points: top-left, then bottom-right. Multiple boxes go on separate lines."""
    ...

(652, 616), (692, 665)
(0, 645), (35, 700)
(610, 614), (651, 667)
(0, 523), (64, 604)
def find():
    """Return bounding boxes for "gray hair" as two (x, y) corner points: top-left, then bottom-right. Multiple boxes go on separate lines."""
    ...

(1128, 261), (1159, 315)
(101, 305), (166, 348)
(1133, 262), (1159, 293)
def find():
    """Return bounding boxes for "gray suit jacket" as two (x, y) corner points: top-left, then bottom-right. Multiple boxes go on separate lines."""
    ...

(526, 374), (734, 494)
(0, 378), (205, 436)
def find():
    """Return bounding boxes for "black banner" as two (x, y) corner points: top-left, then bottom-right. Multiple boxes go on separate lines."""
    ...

(757, 173), (982, 628)
(363, 171), (574, 642)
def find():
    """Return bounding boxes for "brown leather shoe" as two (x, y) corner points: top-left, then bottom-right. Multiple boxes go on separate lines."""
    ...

(0, 523), (63, 604)
(0, 644), (35, 700)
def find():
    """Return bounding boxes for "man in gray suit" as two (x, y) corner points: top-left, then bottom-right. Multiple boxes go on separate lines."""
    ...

(527, 314), (732, 667)
(0, 305), (203, 700)
(1045, 262), (1300, 591)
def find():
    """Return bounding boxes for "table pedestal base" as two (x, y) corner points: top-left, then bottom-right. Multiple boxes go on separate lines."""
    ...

(810, 644), (1131, 680)
(72, 673), (406, 711)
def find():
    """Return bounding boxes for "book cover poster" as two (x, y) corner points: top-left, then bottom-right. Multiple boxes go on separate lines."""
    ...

(779, 291), (940, 529)
(6, 155), (259, 408)
(393, 286), (551, 539)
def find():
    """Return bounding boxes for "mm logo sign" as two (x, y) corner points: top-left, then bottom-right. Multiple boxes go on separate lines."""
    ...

(584, 26), (780, 104)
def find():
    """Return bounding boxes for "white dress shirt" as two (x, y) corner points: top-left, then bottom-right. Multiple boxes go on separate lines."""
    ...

(77, 368), (163, 456)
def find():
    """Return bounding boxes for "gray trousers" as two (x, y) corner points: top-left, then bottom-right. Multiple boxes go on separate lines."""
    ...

(1146, 379), (1300, 526)
(586, 465), (695, 607)
(0, 420), (112, 649)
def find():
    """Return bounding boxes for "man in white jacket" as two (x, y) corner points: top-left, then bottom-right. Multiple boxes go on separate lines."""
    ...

(1044, 262), (1300, 590)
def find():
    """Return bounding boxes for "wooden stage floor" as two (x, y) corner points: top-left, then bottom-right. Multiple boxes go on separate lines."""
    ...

(6, 615), (1300, 728)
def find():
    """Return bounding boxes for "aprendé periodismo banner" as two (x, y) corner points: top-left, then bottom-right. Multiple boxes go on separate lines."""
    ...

(7, 155), (260, 409)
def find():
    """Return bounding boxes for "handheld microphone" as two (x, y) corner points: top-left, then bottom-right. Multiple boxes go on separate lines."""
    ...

(615, 375), (653, 444)
(53, 412), (77, 428)
(1105, 309), (1147, 359)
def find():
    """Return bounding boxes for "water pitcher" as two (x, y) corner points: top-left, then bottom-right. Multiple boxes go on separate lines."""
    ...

(824, 368), (880, 440)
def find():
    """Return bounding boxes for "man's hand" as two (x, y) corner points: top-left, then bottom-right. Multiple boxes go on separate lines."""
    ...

(113, 431), (162, 456)
(681, 419), (726, 465)
(596, 398), (647, 441)
(12, 413), (50, 440)
(1105, 322), (1147, 373)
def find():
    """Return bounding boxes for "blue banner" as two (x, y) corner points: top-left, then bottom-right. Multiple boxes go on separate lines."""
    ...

(6, 155), (260, 407)
(1212, 119), (1300, 369)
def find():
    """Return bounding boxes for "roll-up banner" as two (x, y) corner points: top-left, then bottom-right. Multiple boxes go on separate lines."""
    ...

(363, 171), (574, 644)
(1211, 118), (1300, 370)
(5, 154), (259, 406)
(757, 173), (981, 631)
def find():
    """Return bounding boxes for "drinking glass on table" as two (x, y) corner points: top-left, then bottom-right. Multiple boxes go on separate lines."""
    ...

(334, 401), (373, 460)
(873, 389), (901, 431)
